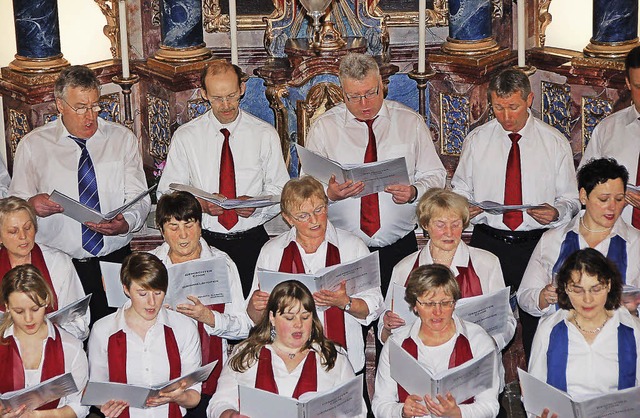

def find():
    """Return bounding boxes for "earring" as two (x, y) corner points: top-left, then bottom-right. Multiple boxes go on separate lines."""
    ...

(270, 325), (276, 341)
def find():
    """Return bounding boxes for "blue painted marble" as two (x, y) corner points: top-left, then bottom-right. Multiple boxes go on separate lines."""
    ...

(160, 0), (204, 48)
(240, 78), (275, 125)
(388, 74), (420, 114)
(448, 0), (492, 41)
(13, 0), (62, 58)
(593, 0), (638, 43)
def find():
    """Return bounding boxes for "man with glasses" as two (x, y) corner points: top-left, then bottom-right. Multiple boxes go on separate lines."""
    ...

(10, 65), (150, 326)
(158, 59), (289, 298)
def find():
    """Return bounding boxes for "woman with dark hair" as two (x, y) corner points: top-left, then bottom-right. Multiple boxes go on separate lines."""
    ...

(208, 280), (365, 418)
(0, 264), (88, 418)
(518, 158), (640, 353)
(149, 191), (250, 416)
(529, 248), (640, 415)
(87, 252), (201, 418)
(372, 264), (500, 418)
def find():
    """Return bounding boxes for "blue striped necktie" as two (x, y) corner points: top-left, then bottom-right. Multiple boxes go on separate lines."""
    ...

(70, 136), (104, 256)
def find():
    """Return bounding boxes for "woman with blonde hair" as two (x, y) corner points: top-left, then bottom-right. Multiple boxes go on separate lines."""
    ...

(0, 264), (88, 418)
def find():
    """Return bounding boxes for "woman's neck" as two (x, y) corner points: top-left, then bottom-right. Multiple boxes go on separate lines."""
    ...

(429, 243), (455, 267)
(296, 234), (324, 255)
(8, 252), (31, 268)
(418, 320), (457, 347)
(168, 242), (202, 264)
(572, 308), (612, 330)
(124, 307), (157, 340)
(14, 321), (48, 344)
(579, 215), (612, 248)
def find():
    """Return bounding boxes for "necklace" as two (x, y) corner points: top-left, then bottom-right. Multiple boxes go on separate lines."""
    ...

(579, 216), (611, 234)
(429, 244), (454, 264)
(573, 312), (609, 334)
(273, 344), (298, 360)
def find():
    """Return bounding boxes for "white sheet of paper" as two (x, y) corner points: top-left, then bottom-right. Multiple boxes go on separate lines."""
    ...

(50, 185), (155, 224)
(389, 340), (434, 397)
(100, 261), (128, 308)
(47, 294), (92, 327)
(470, 200), (544, 215)
(153, 361), (217, 394)
(165, 258), (231, 309)
(168, 183), (279, 209)
(238, 386), (300, 417)
(257, 269), (320, 294)
(0, 373), (77, 410)
(518, 368), (576, 418)
(296, 145), (409, 197)
(389, 283), (416, 327)
(454, 287), (511, 339)
(577, 385), (640, 418)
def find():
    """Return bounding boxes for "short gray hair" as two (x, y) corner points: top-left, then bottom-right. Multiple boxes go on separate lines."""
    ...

(338, 53), (380, 83)
(488, 68), (531, 101)
(54, 65), (100, 100)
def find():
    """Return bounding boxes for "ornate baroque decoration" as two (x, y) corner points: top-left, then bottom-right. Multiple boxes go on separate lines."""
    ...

(372, 0), (448, 27)
(99, 93), (121, 123)
(296, 82), (343, 147)
(203, 0), (230, 32)
(581, 96), (612, 151)
(187, 98), (211, 120)
(94, 0), (119, 58)
(147, 94), (172, 160)
(490, 0), (503, 19)
(8, 109), (30, 158)
(439, 92), (469, 156)
(536, 0), (553, 47)
(151, 0), (161, 26)
(541, 80), (571, 139)
(44, 114), (58, 124)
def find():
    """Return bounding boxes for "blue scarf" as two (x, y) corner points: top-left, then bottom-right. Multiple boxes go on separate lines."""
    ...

(552, 231), (627, 283)
(546, 319), (637, 391)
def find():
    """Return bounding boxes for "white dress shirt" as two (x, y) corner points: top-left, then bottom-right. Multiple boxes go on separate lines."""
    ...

(529, 308), (640, 401)
(372, 314), (501, 418)
(10, 118), (150, 259)
(518, 211), (640, 317)
(4, 319), (89, 418)
(41, 244), (91, 340)
(149, 238), (253, 342)
(305, 100), (446, 247)
(451, 112), (580, 230)
(247, 221), (385, 371)
(0, 157), (10, 198)
(580, 104), (640, 224)
(206, 344), (364, 418)
(88, 302), (202, 418)
(383, 241), (516, 350)
(157, 110), (290, 233)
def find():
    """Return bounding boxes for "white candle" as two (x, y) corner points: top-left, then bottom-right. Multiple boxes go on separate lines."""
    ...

(119, 0), (130, 78)
(229, 0), (238, 65)
(418, 0), (426, 72)
(517, 0), (525, 67)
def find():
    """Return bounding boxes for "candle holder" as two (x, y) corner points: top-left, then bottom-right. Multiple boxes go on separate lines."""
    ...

(408, 69), (435, 119)
(112, 74), (140, 131)
(512, 65), (537, 77)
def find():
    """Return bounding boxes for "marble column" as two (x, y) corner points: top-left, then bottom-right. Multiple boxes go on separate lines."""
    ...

(154, 0), (211, 63)
(584, 0), (639, 59)
(9, 0), (68, 73)
(442, 0), (499, 55)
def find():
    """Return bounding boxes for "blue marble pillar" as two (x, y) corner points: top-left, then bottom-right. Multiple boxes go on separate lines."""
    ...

(160, 0), (204, 48)
(448, 0), (492, 41)
(592, 0), (637, 43)
(13, 0), (62, 59)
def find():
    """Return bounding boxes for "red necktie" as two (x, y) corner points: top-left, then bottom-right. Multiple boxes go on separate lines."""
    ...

(218, 128), (238, 230)
(633, 151), (640, 228)
(359, 118), (381, 237)
(503, 132), (523, 230)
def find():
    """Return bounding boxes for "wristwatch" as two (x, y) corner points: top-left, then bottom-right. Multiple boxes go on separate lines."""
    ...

(343, 297), (353, 312)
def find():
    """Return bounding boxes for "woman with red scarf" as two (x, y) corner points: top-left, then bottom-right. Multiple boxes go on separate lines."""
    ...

(208, 280), (366, 418)
(0, 197), (89, 340)
(0, 264), (88, 418)
(372, 264), (500, 418)
(87, 252), (201, 418)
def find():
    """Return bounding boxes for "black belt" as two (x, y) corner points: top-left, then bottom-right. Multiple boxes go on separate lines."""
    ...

(201, 225), (266, 241)
(73, 244), (132, 263)
(474, 223), (547, 245)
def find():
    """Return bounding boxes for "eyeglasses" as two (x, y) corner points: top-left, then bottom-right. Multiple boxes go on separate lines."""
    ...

(61, 98), (102, 115)
(344, 86), (380, 103)
(209, 92), (242, 104)
(566, 284), (607, 296)
(290, 205), (327, 222)
(415, 299), (456, 309)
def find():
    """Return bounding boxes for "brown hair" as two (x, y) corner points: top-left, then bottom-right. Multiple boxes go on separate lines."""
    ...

(280, 176), (328, 217)
(156, 191), (202, 232)
(120, 252), (168, 293)
(0, 196), (38, 233)
(200, 59), (244, 92)
(417, 188), (470, 230)
(405, 264), (461, 313)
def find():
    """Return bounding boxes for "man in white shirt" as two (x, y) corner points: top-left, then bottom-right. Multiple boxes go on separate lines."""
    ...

(580, 45), (640, 226)
(306, 53), (446, 297)
(157, 60), (290, 298)
(451, 68), (580, 358)
(10, 65), (150, 326)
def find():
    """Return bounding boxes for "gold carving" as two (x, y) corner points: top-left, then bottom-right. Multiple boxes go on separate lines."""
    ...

(264, 85), (291, 166)
(536, 0), (553, 47)
(373, 0), (448, 27)
(94, 0), (119, 58)
(296, 82), (343, 148)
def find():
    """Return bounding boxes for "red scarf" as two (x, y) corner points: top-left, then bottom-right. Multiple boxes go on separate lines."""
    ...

(397, 334), (474, 404)
(108, 326), (182, 418)
(255, 346), (317, 399)
(199, 303), (224, 395)
(0, 326), (65, 410)
(279, 241), (347, 347)
(407, 250), (483, 297)
(0, 244), (58, 312)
